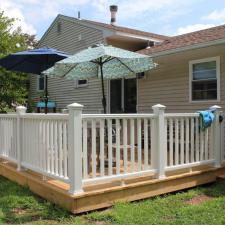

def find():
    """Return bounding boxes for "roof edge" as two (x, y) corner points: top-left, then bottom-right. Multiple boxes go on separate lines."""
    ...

(38, 14), (168, 47)
(37, 14), (61, 47)
(139, 38), (225, 57)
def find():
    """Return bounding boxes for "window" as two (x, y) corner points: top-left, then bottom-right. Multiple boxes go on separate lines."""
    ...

(189, 57), (220, 101)
(37, 75), (45, 91)
(76, 79), (88, 88)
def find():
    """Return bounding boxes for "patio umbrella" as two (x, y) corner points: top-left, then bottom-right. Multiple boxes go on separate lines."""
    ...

(0, 47), (69, 113)
(44, 44), (156, 113)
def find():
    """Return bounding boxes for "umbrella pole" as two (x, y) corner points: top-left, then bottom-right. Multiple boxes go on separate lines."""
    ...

(100, 63), (107, 114)
(44, 75), (48, 114)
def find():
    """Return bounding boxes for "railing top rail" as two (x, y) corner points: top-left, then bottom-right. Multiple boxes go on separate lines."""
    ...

(165, 113), (199, 118)
(0, 114), (17, 118)
(21, 113), (69, 120)
(82, 113), (156, 119)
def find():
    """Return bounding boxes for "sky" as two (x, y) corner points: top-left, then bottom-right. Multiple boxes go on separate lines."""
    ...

(1, 0), (225, 40)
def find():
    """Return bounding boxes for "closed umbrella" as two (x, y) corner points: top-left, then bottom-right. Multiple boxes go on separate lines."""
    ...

(0, 47), (69, 113)
(44, 44), (156, 113)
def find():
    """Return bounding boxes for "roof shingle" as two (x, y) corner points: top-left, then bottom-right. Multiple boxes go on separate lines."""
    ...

(139, 24), (225, 55)
(79, 18), (169, 41)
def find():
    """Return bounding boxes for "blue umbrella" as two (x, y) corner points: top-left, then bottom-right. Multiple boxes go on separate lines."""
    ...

(0, 47), (69, 113)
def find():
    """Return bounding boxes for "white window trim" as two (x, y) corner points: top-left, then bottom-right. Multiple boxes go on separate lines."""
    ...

(75, 79), (88, 88)
(36, 75), (45, 92)
(189, 56), (220, 103)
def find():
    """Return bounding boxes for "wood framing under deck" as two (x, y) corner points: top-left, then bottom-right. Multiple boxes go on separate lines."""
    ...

(0, 159), (224, 214)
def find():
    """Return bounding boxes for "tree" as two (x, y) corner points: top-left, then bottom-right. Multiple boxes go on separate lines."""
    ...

(0, 11), (37, 112)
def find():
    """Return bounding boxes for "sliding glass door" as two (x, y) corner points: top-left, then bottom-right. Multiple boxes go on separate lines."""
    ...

(110, 78), (137, 113)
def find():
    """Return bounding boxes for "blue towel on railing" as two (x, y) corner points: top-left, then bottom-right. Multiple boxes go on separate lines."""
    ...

(198, 110), (215, 130)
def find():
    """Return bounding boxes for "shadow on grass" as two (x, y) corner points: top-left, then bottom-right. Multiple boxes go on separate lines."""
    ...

(0, 176), (71, 224)
(201, 180), (225, 197)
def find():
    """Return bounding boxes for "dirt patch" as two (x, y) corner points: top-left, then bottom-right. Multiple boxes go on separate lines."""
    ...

(185, 195), (213, 205)
(11, 208), (27, 215)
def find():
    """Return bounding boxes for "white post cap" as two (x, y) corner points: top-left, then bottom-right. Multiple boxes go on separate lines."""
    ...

(16, 105), (27, 114)
(210, 105), (222, 109)
(152, 104), (166, 110)
(67, 103), (84, 110)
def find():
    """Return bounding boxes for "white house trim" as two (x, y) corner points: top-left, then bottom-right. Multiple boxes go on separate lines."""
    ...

(36, 75), (45, 92)
(189, 56), (221, 103)
(75, 79), (89, 88)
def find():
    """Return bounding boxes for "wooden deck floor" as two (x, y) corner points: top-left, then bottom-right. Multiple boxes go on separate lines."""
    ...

(0, 158), (224, 214)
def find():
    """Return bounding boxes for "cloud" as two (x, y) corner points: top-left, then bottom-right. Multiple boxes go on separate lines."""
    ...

(202, 7), (225, 21)
(0, 1), (36, 34)
(176, 23), (215, 35)
(90, 0), (194, 21)
(0, 0), (91, 35)
(0, 0), (211, 38)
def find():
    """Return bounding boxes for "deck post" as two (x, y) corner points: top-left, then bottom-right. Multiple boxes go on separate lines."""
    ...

(67, 103), (84, 195)
(16, 105), (27, 171)
(152, 104), (166, 179)
(211, 105), (222, 167)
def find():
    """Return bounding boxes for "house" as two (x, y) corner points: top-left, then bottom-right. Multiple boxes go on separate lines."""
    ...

(29, 7), (168, 113)
(30, 6), (225, 117)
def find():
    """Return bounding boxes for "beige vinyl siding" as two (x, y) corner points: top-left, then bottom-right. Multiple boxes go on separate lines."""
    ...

(138, 44), (225, 113)
(29, 16), (106, 113)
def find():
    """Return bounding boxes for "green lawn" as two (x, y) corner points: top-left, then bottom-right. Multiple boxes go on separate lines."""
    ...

(0, 176), (225, 225)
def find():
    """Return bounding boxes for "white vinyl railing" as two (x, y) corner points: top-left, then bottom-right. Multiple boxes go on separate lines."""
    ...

(165, 114), (214, 171)
(20, 114), (69, 182)
(0, 114), (17, 162)
(82, 114), (157, 184)
(0, 103), (223, 195)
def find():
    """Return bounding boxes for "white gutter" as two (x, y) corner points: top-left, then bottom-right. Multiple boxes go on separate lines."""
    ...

(115, 31), (164, 42)
(148, 38), (225, 58)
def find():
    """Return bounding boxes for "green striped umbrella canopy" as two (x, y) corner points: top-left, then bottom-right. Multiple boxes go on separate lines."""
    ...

(44, 44), (156, 113)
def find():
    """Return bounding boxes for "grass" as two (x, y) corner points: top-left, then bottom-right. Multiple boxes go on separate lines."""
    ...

(0, 176), (225, 225)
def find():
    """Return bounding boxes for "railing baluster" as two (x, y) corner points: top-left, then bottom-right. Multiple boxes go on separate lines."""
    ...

(137, 118), (142, 171)
(100, 119), (105, 177)
(83, 120), (88, 179)
(169, 118), (173, 166)
(196, 118), (199, 162)
(32, 119), (35, 166)
(40, 120), (43, 170)
(50, 121), (54, 174)
(91, 120), (96, 178)
(175, 119), (179, 165)
(59, 121), (63, 177)
(200, 128), (204, 161)
(108, 119), (113, 176)
(209, 126), (213, 159)
(116, 119), (120, 175)
(46, 120), (50, 173)
(63, 121), (68, 178)
(180, 118), (184, 164)
(205, 128), (209, 160)
(38, 120), (42, 171)
(191, 118), (194, 162)
(123, 119), (128, 173)
(144, 118), (148, 170)
(130, 119), (135, 172)
(185, 118), (189, 164)
(55, 121), (59, 175)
